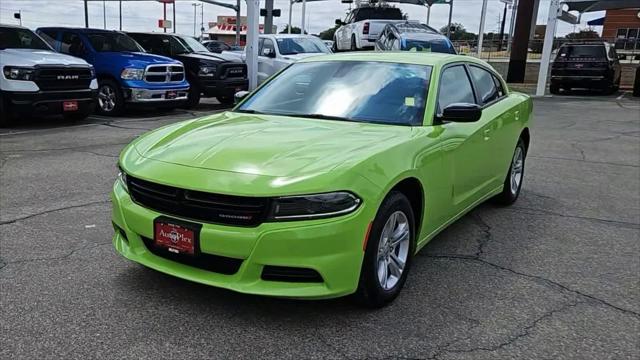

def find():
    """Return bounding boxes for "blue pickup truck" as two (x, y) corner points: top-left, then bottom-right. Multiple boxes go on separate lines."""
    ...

(36, 28), (189, 116)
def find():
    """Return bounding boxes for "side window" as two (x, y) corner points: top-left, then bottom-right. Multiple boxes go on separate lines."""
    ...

(257, 38), (264, 55)
(469, 65), (500, 105)
(38, 30), (58, 49)
(438, 65), (475, 111)
(260, 38), (275, 56)
(60, 32), (85, 57)
(492, 74), (506, 98)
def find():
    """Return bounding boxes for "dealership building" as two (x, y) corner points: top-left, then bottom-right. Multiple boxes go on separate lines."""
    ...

(205, 16), (276, 45)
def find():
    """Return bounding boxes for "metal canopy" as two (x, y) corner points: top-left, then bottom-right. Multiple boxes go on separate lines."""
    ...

(563, 0), (640, 12)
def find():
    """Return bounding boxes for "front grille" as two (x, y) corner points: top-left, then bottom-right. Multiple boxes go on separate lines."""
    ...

(144, 65), (185, 83)
(127, 176), (270, 226)
(218, 63), (247, 80)
(34, 67), (92, 91)
(261, 266), (324, 283)
(141, 236), (243, 274)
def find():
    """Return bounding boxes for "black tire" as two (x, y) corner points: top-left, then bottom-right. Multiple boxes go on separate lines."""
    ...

(492, 138), (526, 206)
(549, 83), (560, 95)
(0, 93), (11, 127)
(96, 79), (124, 116)
(216, 95), (234, 106)
(350, 36), (358, 51)
(353, 191), (415, 308)
(332, 37), (338, 52)
(182, 84), (201, 109)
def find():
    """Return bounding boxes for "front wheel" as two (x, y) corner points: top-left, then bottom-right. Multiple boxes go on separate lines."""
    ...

(492, 138), (526, 205)
(354, 191), (415, 308)
(96, 79), (124, 116)
(182, 84), (201, 109)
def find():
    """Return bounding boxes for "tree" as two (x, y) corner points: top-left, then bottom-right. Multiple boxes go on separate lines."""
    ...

(318, 24), (340, 40)
(439, 23), (476, 41)
(565, 29), (600, 40)
(280, 25), (306, 35)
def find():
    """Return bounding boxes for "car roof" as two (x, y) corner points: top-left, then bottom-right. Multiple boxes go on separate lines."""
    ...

(0, 23), (28, 29)
(298, 51), (480, 67)
(260, 34), (317, 39)
(37, 27), (123, 34)
(390, 22), (439, 34)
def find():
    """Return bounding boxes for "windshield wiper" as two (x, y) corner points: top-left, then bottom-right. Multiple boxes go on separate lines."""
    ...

(285, 113), (354, 122)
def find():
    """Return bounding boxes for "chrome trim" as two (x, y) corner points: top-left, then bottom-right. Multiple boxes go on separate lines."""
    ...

(143, 64), (185, 84)
(127, 88), (189, 103)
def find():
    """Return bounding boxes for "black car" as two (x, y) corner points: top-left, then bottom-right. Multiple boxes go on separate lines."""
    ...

(127, 32), (248, 107)
(202, 40), (242, 53)
(550, 42), (622, 94)
(375, 22), (456, 54)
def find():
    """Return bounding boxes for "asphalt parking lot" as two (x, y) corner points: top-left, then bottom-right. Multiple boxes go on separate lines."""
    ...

(1, 94), (639, 359)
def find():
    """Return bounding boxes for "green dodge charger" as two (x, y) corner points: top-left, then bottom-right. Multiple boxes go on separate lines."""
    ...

(112, 52), (532, 307)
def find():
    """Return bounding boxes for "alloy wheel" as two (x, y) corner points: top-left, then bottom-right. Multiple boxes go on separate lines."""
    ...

(510, 146), (524, 195)
(376, 211), (410, 291)
(98, 85), (116, 112)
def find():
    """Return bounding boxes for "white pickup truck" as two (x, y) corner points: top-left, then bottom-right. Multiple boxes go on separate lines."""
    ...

(333, 6), (408, 51)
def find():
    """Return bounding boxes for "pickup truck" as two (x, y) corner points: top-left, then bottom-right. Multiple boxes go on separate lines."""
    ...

(36, 27), (189, 116)
(254, 34), (330, 84)
(333, 6), (407, 51)
(127, 32), (247, 107)
(1, 24), (97, 126)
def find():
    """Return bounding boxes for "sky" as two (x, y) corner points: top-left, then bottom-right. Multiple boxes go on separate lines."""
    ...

(0, 0), (605, 37)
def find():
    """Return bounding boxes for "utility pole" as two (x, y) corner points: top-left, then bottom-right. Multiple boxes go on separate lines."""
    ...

(119, 0), (122, 30)
(446, 0), (453, 39)
(426, 5), (431, 26)
(264, 0), (274, 34)
(192, 3), (201, 37)
(288, 0), (293, 34)
(103, 0), (107, 29)
(507, 0), (518, 52)
(301, 0), (307, 34)
(477, 0), (488, 57)
(201, 3), (204, 40)
(84, 0), (89, 28)
(163, 2), (167, 33)
(236, 0), (241, 46)
(498, 1), (508, 51)
(173, 2), (176, 33)
(507, 0), (537, 82)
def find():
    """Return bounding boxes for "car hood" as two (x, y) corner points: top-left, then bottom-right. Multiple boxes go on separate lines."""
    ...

(184, 51), (243, 63)
(133, 111), (412, 177)
(0, 49), (91, 67)
(99, 51), (181, 67)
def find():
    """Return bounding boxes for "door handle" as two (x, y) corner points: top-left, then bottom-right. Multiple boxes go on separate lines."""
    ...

(483, 128), (491, 141)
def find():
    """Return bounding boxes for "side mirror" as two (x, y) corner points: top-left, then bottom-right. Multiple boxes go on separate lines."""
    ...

(263, 48), (275, 58)
(439, 103), (482, 123)
(234, 90), (250, 104)
(335, 19), (343, 26)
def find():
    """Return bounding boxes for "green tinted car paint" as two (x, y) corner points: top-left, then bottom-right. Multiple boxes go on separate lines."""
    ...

(112, 52), (532, 299)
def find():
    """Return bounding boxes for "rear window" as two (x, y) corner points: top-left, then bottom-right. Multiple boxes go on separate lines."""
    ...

(354, 7), (403, 21)
(0, 27), (52, 51)
(557, 45), (606, 59)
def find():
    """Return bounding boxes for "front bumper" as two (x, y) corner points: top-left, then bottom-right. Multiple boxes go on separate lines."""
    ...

(124, 87), (189, 103)
(111, 180), (369, 299)
(2, 89), (97, 116)
(198, 78), (248, 97)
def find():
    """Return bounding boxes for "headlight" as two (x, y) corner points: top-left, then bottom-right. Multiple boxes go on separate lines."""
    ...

(120, 68), (145, 80)
(3, 66), (35, 81)
(198, 65), (216, 77)
(268, 192), (361, 220)
(117, 167), (129, 193)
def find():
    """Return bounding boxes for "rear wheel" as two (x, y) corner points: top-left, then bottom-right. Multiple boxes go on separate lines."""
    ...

(354, 191), (415, 308)
(350, 36), (358, 51)
(96, 79), (124, 116)
(550, 83), (560, 95)
(332, 37), (338, 52)
(492, 138), (526, 205)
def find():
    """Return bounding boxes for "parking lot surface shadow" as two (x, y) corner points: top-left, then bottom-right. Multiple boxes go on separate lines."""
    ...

(1, 94), (638, 359)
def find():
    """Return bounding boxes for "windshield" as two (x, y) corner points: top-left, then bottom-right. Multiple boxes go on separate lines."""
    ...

(237, 61), (431, 126)
(403, 39), (456, 54)
(276, 37), (331, 55)
(354, 7), (403, 21)
(177, 36), (209, 53)
(557, 45), (606, 59)
(87, 32), (143, 52)
(0, 27), (52, 50)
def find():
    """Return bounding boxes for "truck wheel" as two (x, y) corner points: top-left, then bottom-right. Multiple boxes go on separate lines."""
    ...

(350, 36), (358, 51)
(549, 83), (560, 95)
(182, 85), (201, 109)
(216, 95), (234, 106)
(0, 93), (13, 127)
(332, 37), (338, 52)
(97, 79), (124, 116)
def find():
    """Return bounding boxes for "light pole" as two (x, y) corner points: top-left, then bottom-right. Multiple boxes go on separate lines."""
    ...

(192, 3), (202, 37)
